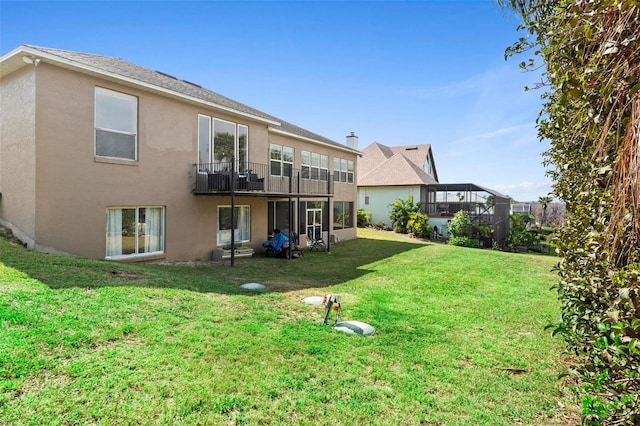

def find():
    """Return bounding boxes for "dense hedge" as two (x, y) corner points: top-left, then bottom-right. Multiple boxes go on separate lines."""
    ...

(502, 1), (639, 423)
(449, 237), (481, 248)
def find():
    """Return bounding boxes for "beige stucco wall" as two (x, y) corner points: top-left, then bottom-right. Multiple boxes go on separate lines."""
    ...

(2, 62), (357, 260)
(267, 132), (358, 243)
(29, 63), (272, 260)
(0, 66), (37, 245)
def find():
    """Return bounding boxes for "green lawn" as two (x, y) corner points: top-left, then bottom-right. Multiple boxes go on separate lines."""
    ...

(0, 228), (577, 425)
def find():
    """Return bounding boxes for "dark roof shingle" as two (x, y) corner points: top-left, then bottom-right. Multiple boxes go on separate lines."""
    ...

(22, 45), (352, 152)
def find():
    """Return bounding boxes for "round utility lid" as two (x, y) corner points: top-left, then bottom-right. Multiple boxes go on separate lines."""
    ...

(302, 296), (324, 305)
(240, 283), (266, 290)
(334, 321), (375, 336)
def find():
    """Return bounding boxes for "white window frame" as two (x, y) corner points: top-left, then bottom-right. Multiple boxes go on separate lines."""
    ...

(238, 124), (249, 173)
(320, 154), (329, 181)
(270, 144), (294, 177)
(198, 114), (211, 172)
(302, 151), (328, 181)
(213, 117), (237, 166)
(198, 114), (248, 173)
(334, 201), (354, 229)
(283, 146), (294, 177)
(105, 206), (165, 259)
(333, 158), (354, 183)
(95, 87), (138, 161)
(217, 205), (251, 246)
(302, 151), (311, 179)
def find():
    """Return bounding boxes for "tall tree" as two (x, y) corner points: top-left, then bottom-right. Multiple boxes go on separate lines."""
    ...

(500, 1), (640, 423)
(537, 195), (552, 225)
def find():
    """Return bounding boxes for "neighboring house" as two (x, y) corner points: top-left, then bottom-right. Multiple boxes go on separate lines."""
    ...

(511, 203), (532, 215)
(357, 141), (510, 245)
(0, 45), (360, 261)
(357, 142), (438, 227)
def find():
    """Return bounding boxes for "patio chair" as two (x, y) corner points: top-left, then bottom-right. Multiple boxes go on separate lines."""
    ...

(307, 237), (326, 251)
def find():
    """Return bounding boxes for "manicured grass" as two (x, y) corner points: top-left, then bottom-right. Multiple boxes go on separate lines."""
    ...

(0, 229), (576, 425)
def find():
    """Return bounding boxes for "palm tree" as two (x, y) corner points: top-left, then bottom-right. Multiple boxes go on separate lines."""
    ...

(388, 196), (420, 234)
(538, 195), (552, 226)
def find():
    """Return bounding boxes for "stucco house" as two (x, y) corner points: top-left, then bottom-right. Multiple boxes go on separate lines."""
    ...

(357, 142), (438, 227)
(0, 45), (360, 261)
(357, 141), (510, 245)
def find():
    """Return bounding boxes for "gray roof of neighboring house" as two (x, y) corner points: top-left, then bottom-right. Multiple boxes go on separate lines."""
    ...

(424, 183), (509, 199)
(2, 45), (357, 154)
(357, 142), (439, 187)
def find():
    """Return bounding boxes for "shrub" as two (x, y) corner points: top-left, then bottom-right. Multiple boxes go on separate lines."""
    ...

(357, 209), (372, 227)
(388, 196), (420, 234)
(503, 1), (640, 422)
(407, 211), (431, 239)
(449, 237), (481, 248)
(507, 213), (538, 251)
(447, 211), (473, 238)
(372, 222), (390, 231)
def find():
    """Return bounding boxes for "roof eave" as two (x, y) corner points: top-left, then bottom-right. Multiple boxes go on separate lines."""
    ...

(268, 127), (362, 156)
(1, 46), (281, 126)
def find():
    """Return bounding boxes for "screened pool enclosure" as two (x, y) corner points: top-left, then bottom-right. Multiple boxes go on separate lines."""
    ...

(421, 183), (510, 246)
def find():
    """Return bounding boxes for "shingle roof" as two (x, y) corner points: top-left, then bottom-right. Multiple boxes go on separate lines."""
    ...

(9, 45), (356, 153)
(389, 145), (432, 171)
(356, 142), (395, 178)
(357, 142), (438, 186)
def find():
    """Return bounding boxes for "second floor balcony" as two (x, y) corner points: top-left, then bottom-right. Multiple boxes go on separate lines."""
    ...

(193, 161), (333, 197)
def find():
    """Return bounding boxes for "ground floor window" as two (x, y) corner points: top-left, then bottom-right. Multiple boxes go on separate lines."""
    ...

(106, 206), (164, 257)
(218, 205), (250, 246)
(333, 201), (354, 230)
(268, 201), (291, 235)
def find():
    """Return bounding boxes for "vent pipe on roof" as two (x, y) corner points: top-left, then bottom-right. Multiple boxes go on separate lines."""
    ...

(346, 132), (358, 149)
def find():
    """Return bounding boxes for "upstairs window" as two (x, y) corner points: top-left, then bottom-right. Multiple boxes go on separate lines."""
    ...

(198, 115), (248, 173)
(302, 151), (328, 180)
(320, 154), (329, 181)
(95, 87), (137, 161)
(213, 119), (236, 165)
(270, 144), (293, 177)
(333, 158), (354, 183)
(347, 160), (354, 183)
(424, 154), (435, 178)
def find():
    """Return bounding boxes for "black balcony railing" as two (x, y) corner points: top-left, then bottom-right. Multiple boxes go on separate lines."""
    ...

(193, 162), (333, 196)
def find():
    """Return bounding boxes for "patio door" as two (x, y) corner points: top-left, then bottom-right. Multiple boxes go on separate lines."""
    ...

(306, 208), (322, 240)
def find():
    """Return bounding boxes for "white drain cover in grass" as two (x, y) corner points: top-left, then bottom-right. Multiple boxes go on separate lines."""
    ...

(335, 321), (375, 336)
(302, 296), (324, 305)
(240, 283), (265, 290)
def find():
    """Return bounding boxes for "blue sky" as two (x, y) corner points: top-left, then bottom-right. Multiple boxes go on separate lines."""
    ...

(1, 0), (550, 201)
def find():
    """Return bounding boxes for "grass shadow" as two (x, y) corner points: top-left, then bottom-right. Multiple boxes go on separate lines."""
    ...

(0, 231), (430, 295)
